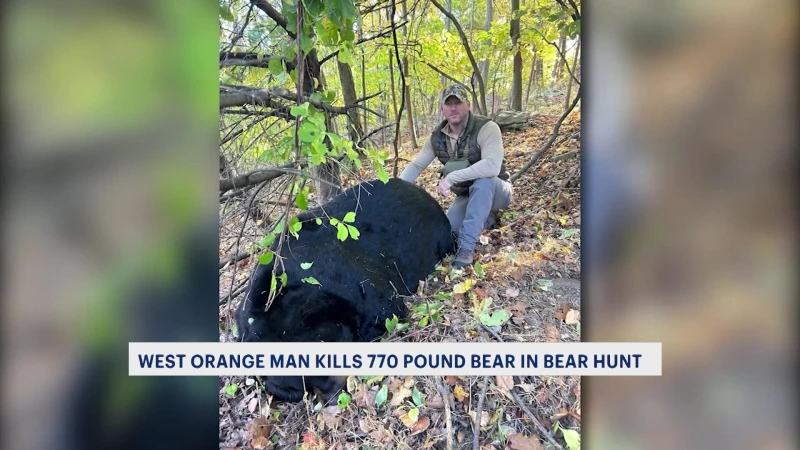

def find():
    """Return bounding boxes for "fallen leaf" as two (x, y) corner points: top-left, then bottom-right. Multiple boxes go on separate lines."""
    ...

(369, 427), (392, 443)
(248, 397), (258, 413)
(473, 286), (489, 300)
(565, 309), (581, 325)
(453, 385), (468, 402)
(250, 435), (272, 449)
(468, 410), (490, 427)
(457, 431), (465, 442)
(516, 383), (535, 393)
(444, 376), (460, 386)
(411, 416), (431, 436)
(503, 287), (520, 298)
(535, 389), (548, 404)
(390, 387), (413, 406)
(247, 417), (272, 440)
(508, 301), (528, 315)
(510, 267), (525, 280)
(544, 322), (561, 342)
(551, 408), (570, 420)
(496, 376), (514, 391)
(507, 433), (545, 450)
(427, 393), (445, 409)
(480, 235), (490, 245)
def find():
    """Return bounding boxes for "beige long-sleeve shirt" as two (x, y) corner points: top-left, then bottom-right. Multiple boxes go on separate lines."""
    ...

(399, 120), (504, 185)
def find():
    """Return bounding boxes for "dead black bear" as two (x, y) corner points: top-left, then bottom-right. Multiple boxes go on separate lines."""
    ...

(236, 178), (455, 402)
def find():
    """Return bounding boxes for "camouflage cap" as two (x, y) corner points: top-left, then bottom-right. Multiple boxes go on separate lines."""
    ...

(441, 84), (468, 104)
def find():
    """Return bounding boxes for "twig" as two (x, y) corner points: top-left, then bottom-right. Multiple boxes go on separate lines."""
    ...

(473, 376), (490, 450)
(479, 323), (505, 343)
(510, 387), (565, 450)
(436, 378), (454, 450)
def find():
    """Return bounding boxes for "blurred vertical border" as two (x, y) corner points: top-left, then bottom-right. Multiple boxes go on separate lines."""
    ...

(583, 0), (798, 449)
(2, 1), (220, 449)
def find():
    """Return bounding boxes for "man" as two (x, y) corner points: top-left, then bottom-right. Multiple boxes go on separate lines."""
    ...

(399, 84), (513, 268)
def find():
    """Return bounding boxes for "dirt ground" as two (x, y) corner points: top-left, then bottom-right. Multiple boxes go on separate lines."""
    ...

(218, 103), (581, 450)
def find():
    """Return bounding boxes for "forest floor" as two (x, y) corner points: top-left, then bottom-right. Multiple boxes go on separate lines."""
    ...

(218, 97), (582, 450)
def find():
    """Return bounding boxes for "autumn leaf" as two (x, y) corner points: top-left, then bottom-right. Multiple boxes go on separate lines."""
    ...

(453, 279), (476, 294)
(468, 410), (490, 427)
(565, 309), (581, 325)
(453, 385), (468, 402)
(247, 417), (272, 441)
(444, 376), (461, 386)
(502, 287), (520, 298)
(551, 408), (570, 420)
(400, 407), (420, 428)
(544, 322), (561, 342)
(496, 375), (514, 391)
(554, 303), (571, 321)
(248, 397), (258, 413)
(507, 433), (545, 450)
(410, 416), (431, 436)
(250, 435), (272, 449)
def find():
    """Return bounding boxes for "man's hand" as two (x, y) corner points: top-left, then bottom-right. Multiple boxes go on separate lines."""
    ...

(437, 176), (451, 196)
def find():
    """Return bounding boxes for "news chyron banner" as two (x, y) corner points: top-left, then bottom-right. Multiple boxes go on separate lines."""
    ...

(130, 342), (661, 376)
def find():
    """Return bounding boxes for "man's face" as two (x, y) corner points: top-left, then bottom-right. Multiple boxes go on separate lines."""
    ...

(441, 96), (470, 127)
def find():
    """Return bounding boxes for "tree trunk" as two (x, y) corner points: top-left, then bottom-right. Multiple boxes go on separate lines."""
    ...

(479, 0), (491, 93)
(401, 0), (418, 148)
(524, 45), (537, 110)
(510, 0), (523, 111)
(564, 38), (580, 110)
(359, 21), (367, 135)
(337, 59), (364, 142)
(388, 50), (400, 148)
(440, 0), (452, 88)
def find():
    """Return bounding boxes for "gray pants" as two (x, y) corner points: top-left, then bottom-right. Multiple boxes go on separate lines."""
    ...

(447, 177), (513, 251)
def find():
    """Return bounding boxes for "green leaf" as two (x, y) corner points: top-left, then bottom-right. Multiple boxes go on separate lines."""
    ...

(219, 5), (235, 21)
(412, 387), (424, 406)
(535, 279), (553, 291)
(473, 262), (485, 278)
(231, 323), (239, 338)
(337, 392), (352, 409)
(375, 385), (388, 407)
(347, 225), (360, 240)
(270, 273), (277, 292)
(224, 384), (238, 397)
(248, 317), (255, 325)
(376, 165), (389, 183)
(408, 407), (419, 421)
(433, 292), (452, 301)
(302, 277), (321, 286)
(559, 228), (580, 239)
(259, 233), (276, 248)
(290, 103), (310, 118)
(561, 429), (581, 450)
(279, 273), (288, 287)
(479, 309), (511, 327)
(268, 57), (283, 76)
(315, 218), (322, 225)
(337, 223), (348, 241)
(295, 191), (308, 210)
(385, 315), (398, 333)
(330, 217), (340, 225)
(343, 212), (356, 223)
(289, 216), (302, 233)
(298, 122), (320, 143)
(418, 316), (429, 327)
(300, 262), (313, 270)
(259, 251), (274, 265)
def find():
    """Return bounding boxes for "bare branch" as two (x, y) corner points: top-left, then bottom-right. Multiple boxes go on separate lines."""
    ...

(430, 0), (487, 114)
(510, 87), (581, 183)
(251, 0), (294, 38)
(319, 21), (409, 65)
(220, 163), (294, 192)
